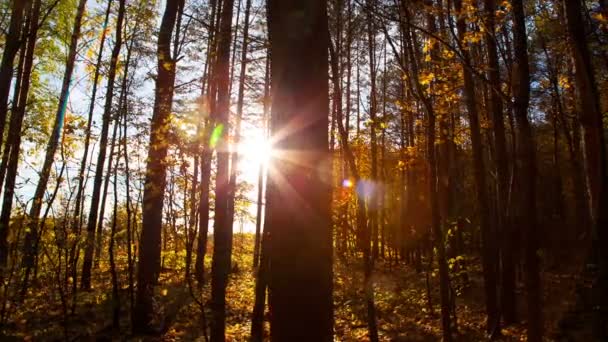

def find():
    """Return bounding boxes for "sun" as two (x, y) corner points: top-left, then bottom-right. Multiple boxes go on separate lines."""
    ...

(236, 131), (273, 174)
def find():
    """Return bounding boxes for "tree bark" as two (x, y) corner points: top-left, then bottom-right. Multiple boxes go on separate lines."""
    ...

(563, 0), (608, 337)
(511, 1), (542, 340)
(266, 1), (333, 340)
(0, 0), (39, 268)
(133, 0), (183, 333)
(0, 0), (28, 161)
(209, 0), (234, 339)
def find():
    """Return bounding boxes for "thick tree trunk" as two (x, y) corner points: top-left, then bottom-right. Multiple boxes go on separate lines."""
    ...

(133, 0), (183, 333)
(563, 0), (608, 337)
(266, 1), (333, 341)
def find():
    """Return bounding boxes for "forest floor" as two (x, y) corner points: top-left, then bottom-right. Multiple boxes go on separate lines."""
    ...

(0, 235), (584, 341)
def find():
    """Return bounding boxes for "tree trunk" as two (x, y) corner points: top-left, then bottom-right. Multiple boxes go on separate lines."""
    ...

(253, 51), (270, 270)
(226, 0), (252, 265)
(73, 0), (113, 261)
(266, 1), (333, 341)
(563, 0), (608, 337)
(195, 0), (220, 288)
(0, 0), (28, 160)
(133, 0), (183, 333)
(0, 0), (39, 268)
(209, 0), (234, 339)
(81, 0), (126, 290)
(511, 1), (542, 340)
(454, 0), (499, 333)
(481, 0), (515, 325)
(21, 0), (87, 294)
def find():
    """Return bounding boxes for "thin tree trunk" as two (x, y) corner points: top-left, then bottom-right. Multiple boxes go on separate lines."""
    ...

(0, 0), (39, 268)
(455, 0), (499, 333)
(209, 0), (235, 339)
(81, 0), (126, 290)
(253, 51), (269, 270)
(0, 0), (28, 160)
(195, 0), (220, 288)
(72, 0), (113, 254)
(226, 0), (252, 267)
(109, 116), (123, 330)
(21, 0), (87, 294)
(511, 1), (541, 340)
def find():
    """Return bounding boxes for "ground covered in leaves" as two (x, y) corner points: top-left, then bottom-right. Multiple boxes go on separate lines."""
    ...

(0, 235), (582, 341)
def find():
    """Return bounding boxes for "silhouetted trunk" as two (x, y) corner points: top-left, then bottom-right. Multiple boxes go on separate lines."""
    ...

(329, 25), (378, 342)
(195, 0), (220, 288)
(109, 120), (122, 330)
(253, 51), (269, 270)
(226, 0), (252, 261)
(402, 5), (452, 340)
(81, 0), (126, 290)
(266, 1), (333, 340)
(120, 56), (135, 312)
(563, 0), (608, 337)
(0, 0), (28, 161)
(454, 0), (499, 333)
(367, 0), (379, 262)
(133, 0), (183, 333)
(21, 0), (87, 294)
(250, 206), (270, 342)
(481, 0), (512, 328)
(209, 0), (234, 340)
(0, 0), (39, 267)
(73, 0), (113, 260)
(511, 1), (542, 340)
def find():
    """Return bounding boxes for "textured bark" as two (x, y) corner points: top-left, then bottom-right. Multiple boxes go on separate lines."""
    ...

(133, 0), (183, 333)
(266, 1), (333, 340)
